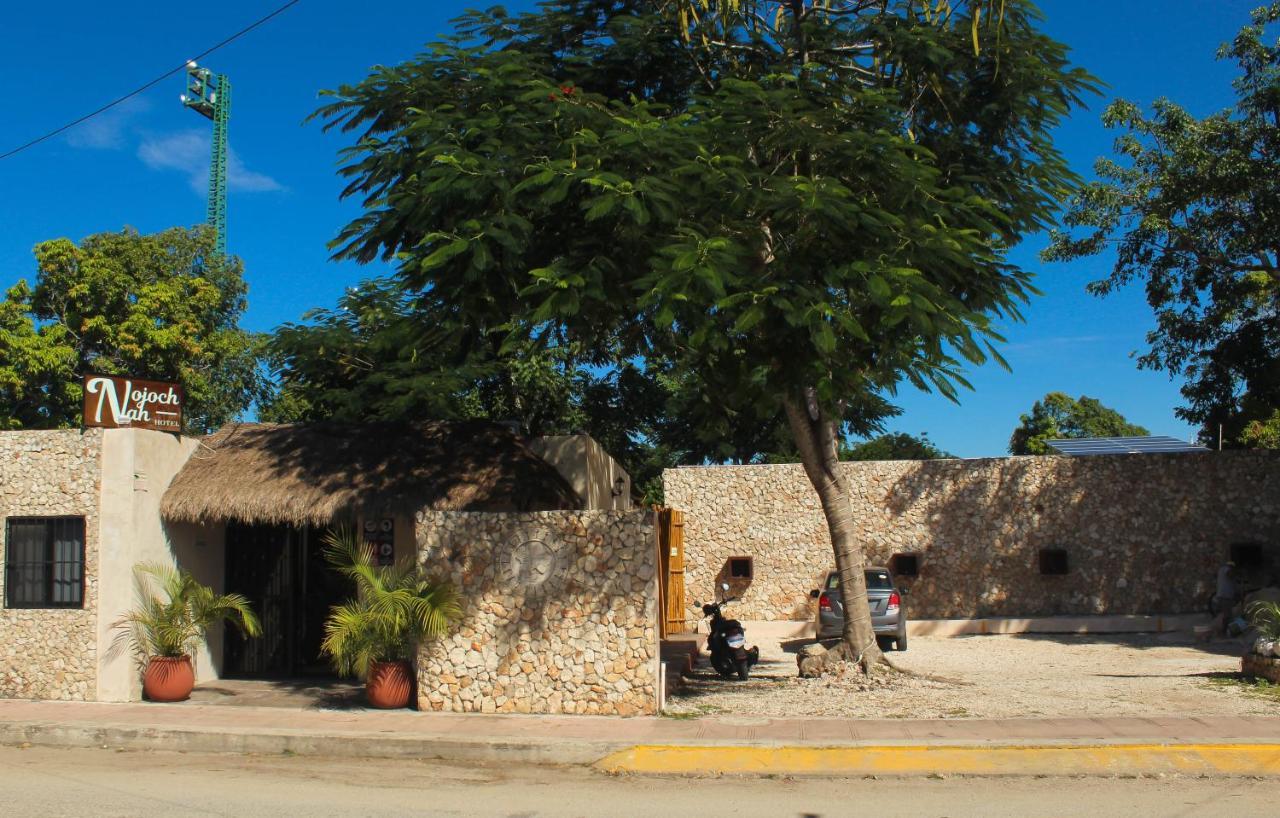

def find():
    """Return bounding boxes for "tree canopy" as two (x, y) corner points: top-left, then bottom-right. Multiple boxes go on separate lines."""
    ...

(0, 226), (265, 433)
(1008, 392), (1148, 455)
(316, 0), (1093, 668)
(264, 277), (671, 499)
(1045, 3), (1280, 448)
(846, 432), (952, 461)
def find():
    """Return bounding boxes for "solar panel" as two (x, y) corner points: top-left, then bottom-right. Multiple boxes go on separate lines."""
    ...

(1045, 436), (1210, 456)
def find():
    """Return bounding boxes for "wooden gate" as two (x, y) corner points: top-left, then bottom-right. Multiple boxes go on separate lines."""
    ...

(656, 508), (687, 636)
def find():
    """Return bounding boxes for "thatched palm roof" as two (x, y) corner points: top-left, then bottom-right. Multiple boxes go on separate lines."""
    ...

(161, 421), (581, 526)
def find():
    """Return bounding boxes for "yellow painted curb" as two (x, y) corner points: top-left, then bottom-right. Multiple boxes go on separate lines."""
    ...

(596, 744), (1280, 777)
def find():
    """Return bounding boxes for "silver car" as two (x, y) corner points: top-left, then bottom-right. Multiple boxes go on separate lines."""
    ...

(813, 567), (908, 650)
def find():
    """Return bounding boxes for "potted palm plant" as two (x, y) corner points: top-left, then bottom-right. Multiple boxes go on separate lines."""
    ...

(1244, 599), (1280, 682)
(320, 527), (462, 709)
(114, 563), (261, 702)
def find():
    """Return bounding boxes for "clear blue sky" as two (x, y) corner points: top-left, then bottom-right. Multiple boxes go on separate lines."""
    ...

(0, 1), (1261, 456)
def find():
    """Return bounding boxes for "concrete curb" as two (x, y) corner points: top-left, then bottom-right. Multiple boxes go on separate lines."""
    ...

(0, 720), (628, 766)
(7, 718), (1280, 778)
(596, 743), (1280, 778)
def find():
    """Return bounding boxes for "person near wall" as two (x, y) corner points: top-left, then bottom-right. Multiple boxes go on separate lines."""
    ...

(1212, 561), (1239, 635)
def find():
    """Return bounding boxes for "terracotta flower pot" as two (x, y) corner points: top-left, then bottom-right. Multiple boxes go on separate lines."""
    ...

(143, 655), (195, 702)
(366, 660), (414, 709)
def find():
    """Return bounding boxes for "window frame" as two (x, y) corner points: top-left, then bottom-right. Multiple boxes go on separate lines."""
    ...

(4, 516), (87, 609)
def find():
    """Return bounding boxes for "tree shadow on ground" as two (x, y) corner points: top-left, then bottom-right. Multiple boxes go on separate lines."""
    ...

(1009, 630), (1248, 658)
(188, 678), (366, 710)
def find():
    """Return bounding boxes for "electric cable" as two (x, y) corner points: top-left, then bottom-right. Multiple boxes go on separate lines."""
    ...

(0, 0), (300, 162)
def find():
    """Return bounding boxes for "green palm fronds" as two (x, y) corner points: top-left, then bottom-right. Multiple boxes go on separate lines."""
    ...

(1247, 600), (1280, 642)
(113, 563), (261, 662)
(320, 527), (462, 678)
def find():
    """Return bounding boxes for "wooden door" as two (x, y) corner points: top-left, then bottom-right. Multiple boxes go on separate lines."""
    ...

(657, 508), (687, 636)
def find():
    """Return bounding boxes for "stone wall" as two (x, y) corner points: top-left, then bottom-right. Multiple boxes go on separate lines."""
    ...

(416, 509), (658, 715)
(664, 452), (1280, 622)
(0, 429), (102, 699)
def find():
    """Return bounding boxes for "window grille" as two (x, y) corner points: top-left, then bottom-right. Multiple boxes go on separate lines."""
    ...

(4, 517), (86, 608)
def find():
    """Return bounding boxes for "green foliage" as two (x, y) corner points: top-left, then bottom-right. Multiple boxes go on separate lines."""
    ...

(1205, 673), (1280, 703)
(264, 279), (494, 424)
(1008, 392), (1148, 455)
(113, 563), (261, 662)
(1045, 4), (1280, 445)
(263, 277), (671, 498)
(1247, 600), (1280, 642)
(1241, 410), (1280, 449)
(846, 432), (952, 461)
(0, 226), (266, 433)
(320, 527), (462, 678)
(315, 0), (1093, 460)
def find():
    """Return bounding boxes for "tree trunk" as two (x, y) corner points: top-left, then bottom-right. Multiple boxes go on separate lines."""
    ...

(784, 393), (886, 673)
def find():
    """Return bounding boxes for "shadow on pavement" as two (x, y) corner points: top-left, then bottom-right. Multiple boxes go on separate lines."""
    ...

(186, 678), (365, 710)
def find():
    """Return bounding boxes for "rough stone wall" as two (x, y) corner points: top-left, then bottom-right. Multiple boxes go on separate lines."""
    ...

(664, 452), (1280, 622)
(416, 509), (658, 715)
(0, 430), (102, 699)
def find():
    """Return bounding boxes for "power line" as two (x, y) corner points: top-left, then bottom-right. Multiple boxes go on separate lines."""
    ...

(0, 0), (301, 162)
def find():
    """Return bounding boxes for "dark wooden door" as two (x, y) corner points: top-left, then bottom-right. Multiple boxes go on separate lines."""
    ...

(223, 523), (352, 677)
(224, 523), (298, 677)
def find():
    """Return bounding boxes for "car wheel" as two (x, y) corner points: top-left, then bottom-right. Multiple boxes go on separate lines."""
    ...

(895, 627), (908, 651)
(736, 658), (750, 681)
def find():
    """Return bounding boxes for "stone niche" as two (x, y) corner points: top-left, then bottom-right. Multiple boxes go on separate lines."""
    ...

(415, 509), (658, 715)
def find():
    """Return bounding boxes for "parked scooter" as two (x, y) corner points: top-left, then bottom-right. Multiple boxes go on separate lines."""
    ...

(701, 582), (760, 680)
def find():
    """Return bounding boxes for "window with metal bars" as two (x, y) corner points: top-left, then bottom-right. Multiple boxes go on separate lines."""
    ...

(4, 517), (86, 608)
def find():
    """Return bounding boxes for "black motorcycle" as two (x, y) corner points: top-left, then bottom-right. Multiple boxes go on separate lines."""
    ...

(702, 583), (760, 680)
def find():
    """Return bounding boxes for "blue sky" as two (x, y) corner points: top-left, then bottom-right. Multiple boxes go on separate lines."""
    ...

(0, 1), (1262, 457)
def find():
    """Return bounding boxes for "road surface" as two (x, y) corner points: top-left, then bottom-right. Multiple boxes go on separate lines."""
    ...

(0, 745), (1273, 817)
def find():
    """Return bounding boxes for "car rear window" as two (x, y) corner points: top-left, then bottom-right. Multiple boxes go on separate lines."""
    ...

(825, 570), (894, 590)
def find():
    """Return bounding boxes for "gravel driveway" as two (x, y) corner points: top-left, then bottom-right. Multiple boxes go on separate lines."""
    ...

(664, 632), (1273, 719)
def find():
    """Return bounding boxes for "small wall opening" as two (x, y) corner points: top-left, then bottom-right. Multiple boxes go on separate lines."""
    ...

(890, 553), (920, 578)
(728, 556), (754, 580)
(1229, 542), (1266, 571)
(1038, 548), (1070, 576)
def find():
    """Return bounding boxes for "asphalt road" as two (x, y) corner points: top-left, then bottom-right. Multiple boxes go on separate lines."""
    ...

(0, 745), (1274, 818)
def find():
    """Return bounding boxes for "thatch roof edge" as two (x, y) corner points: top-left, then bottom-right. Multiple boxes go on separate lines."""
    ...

(159, 421), (581, 527)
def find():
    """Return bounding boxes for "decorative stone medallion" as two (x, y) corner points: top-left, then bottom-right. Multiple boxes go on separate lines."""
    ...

(502, 539), (561, 594)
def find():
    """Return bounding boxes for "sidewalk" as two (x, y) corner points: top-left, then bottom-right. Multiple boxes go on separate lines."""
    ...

(2, 699), (1278, 776)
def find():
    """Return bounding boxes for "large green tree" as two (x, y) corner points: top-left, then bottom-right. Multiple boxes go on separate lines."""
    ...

(1008, 392), (1148, 455)
(0, 226), (265, 433)
(317, 0), (1093, 670)
(1045, 4), (1280, 448)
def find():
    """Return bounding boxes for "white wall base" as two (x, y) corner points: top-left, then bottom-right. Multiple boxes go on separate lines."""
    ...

(726, 613), (1212, 641)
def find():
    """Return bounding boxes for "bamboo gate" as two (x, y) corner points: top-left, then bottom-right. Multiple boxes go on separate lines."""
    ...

(656, 507), (688, 637)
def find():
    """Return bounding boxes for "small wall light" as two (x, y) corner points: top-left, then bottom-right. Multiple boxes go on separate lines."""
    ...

(611, 476), (626, 497)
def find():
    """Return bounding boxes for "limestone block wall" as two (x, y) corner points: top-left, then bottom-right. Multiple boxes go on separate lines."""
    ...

(416, 509), (658, 715)
(664, 452), (1280, 622)
(0, 429), (102, 699)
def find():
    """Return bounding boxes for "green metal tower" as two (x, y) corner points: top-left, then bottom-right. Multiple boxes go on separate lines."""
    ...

(180, 62), (231, 256)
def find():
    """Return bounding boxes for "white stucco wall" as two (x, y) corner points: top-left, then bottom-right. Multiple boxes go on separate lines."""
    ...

(96, 429), (211, 701)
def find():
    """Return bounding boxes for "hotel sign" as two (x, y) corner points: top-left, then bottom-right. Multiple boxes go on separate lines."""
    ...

(82, 374), (184, 432)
